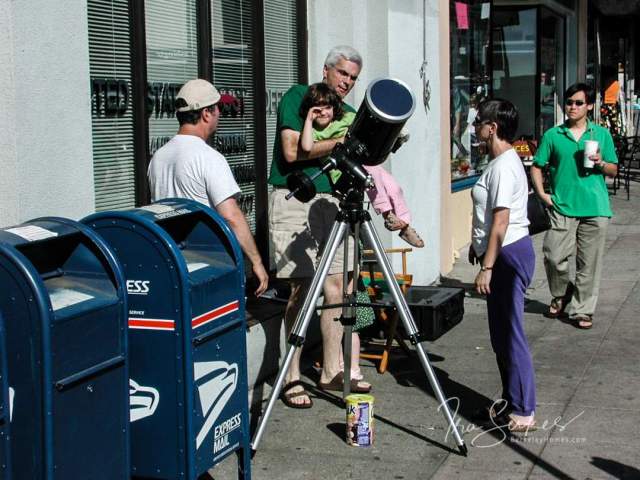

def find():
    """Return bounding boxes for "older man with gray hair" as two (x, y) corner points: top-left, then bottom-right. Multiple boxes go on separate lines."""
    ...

(267, 45), (369, 409)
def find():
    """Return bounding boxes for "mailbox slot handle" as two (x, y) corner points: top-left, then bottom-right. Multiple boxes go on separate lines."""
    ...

(193, 317), (243, 346)
(55, 355), (126, 391)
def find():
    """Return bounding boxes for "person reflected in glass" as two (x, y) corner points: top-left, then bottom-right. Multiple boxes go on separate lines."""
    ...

(451, 82), (470, 168)
(469, 99), (537, 432)
(540, 72), (556, 134)
(599, 65), (623, 139)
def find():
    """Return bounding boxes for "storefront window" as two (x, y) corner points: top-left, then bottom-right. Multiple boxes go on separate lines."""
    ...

(493, 6), (566, 140)
(264, 0), (302, 187)
(539, 9), (565, 137)
(145, 0), (198, 156)
(88, 0), (136, 211)
(210, 0), (257, 229)
(450, 1), (492, 190)
(492, 7), (537, 140)
(88, 0), (303, 251)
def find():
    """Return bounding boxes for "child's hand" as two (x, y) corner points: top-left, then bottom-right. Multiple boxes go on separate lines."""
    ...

(307, 106), (325, 121)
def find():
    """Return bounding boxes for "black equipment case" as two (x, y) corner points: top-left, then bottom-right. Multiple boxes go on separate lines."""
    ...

(402, 286), (465, 341)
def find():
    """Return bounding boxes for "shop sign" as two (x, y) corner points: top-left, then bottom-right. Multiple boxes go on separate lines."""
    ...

(513, 139), (537, 158)
(91, 79), (247, 120)
(266, 88), (287, 116)
(91, 78), (129, 116)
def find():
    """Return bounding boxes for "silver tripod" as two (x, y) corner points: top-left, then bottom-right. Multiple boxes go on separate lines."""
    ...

(251, 193), (467, 456)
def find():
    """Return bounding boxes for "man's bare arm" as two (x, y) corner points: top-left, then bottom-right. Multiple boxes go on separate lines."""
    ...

(530, 165), (553, 207)
(281, 129), (342, 163)
(216, 197), (268, 296)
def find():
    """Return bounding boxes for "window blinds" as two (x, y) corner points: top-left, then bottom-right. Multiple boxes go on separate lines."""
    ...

(88, 0), (136, 211)
(145, 0), (198, 156)
(211, 0), (257, 230)
(263, 0), (301, 182)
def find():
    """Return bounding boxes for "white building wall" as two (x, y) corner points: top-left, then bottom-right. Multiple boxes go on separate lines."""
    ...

(0, 1), (95, 228)
(307, 0), (443, 284)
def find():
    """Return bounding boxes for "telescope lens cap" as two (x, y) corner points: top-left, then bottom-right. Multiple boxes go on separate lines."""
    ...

(367, 78), (415, 122)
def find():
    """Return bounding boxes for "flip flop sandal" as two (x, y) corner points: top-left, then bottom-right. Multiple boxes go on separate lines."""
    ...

(545, 296), (568, 318)
(318, 372), (372, 394)
(281, 381), (313, 409)
(574, 315), (593, 330)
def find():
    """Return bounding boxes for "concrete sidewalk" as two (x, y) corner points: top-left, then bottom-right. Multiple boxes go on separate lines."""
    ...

(216, 184), (640, 480)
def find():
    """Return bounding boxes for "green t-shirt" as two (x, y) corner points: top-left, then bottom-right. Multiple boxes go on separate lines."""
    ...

(533, 120), (617, 217)
(267, 84), (355, 193)
(313, 111), (355, 142)
(314, 111), (356, 184)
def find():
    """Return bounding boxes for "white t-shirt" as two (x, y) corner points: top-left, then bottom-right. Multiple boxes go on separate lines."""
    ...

(471, 148), (529, 256)
(147, 134), (240, 208)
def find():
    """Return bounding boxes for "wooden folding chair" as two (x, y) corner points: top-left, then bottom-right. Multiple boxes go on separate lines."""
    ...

(359, 247), (413, 374)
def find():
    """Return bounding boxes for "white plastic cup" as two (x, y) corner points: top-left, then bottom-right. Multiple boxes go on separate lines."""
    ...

(583, 140), (599, 168)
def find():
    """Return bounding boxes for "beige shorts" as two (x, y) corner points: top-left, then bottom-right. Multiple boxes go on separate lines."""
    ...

(269, 189), (355, 278)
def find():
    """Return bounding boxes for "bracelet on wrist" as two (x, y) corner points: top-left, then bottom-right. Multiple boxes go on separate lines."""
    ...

(481, 265), (493, 271)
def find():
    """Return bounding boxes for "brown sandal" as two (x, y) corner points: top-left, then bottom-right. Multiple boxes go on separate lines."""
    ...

(574, 314), (593, 330)
(281, 381), (313, 409)
(546, 296), (568, 318)
(318, 372), (371, 393)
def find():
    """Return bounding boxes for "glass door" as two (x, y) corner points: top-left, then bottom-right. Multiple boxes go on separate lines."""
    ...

(492, 6), (566, 140)
(492, 7), (537, 139)
(449, 0), (492, 188)
(539, 8), (565, 137)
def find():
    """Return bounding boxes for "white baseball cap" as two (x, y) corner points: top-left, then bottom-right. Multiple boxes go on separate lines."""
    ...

(176, 79), (221, 112)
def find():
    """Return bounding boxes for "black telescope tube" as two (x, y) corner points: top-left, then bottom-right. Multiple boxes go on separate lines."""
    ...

(346, 78), (416, 166)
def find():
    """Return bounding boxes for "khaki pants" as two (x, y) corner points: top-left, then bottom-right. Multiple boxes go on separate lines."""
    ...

(269, 189), (354, 278)
(542, 209), (609, 317)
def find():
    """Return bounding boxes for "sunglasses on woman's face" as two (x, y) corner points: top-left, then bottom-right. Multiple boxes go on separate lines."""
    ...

(565, 99), (586, 107)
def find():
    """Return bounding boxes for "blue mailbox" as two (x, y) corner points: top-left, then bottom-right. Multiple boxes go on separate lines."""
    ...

(0, 312), (11, 480)
(0, 218), (129, 479)
(84, 198), (251, 480)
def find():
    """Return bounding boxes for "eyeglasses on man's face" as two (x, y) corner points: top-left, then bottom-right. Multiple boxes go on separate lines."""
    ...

(565, 99), (586, 107)
(334, 67), (359, 82)
(473, 117), (490, 126)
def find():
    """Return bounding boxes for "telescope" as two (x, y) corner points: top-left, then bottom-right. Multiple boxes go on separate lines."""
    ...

(254, 77), (469, 456)
(286, 77), (416, 202)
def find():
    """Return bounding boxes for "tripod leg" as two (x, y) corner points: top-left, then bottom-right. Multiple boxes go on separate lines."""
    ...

(251, 220), (349, 452)
(342, 221), (363, 399)
(361, 220), (467, 456)
(342, 230), (353, 400)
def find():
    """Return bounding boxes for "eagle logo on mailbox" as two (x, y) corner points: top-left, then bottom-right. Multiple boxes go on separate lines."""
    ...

(129, 379), (160, 422)
(194, 360), (238, 450)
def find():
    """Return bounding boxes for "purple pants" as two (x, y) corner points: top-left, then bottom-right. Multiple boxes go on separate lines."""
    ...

(487, 235), (536, 416)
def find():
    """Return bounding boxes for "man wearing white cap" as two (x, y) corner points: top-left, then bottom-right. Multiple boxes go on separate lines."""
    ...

(148, 79), (268, 296)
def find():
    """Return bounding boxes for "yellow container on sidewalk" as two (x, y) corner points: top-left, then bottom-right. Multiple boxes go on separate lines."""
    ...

(346, 394), (375, 447)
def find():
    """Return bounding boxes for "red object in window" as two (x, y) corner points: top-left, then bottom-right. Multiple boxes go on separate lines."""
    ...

(455, 2), (469, 30)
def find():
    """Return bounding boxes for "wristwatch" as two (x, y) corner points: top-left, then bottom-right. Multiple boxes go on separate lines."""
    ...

(480, 265), (493, 272)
